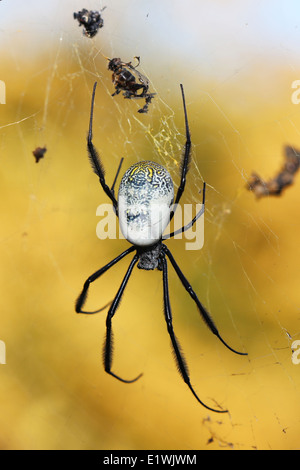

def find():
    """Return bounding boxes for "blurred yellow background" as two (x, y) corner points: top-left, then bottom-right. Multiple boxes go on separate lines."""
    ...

(1, 0), (300, 450)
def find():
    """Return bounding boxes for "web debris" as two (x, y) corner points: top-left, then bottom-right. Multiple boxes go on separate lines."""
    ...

(73, 7), (106, 38)
(246, 145), (300, 198)
(32, 146), (47, 163)
(106, 56), (156, 114)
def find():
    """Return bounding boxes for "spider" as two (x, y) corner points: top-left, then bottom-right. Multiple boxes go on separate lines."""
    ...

(106, 56), (155, 113)
(75, 82), (247, 413)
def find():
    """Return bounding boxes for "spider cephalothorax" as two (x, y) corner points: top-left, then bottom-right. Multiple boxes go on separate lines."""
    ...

(76, 82), (247, 413)
(136, 243), (163, 271)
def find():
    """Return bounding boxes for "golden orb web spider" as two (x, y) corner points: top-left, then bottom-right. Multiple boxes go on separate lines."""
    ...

(75, 82), (247, 413)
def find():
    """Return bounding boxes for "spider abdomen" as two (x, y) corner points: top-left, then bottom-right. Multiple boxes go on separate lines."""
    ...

(118, 161), (174, 246)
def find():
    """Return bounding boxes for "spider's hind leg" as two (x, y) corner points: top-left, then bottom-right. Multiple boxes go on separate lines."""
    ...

(163, 245), (247, 357)
(103, 253), (143, 384)
(161, 254), (227, 413)
(75, 246), (135, 314)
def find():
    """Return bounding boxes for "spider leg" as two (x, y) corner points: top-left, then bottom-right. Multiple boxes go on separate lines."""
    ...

(111, 157), (124, 195)
(161, 255), (227, 413)
(163, 182), (206, 239)
(87, 82), (118, 214)
(103, 253), (143, 384)
(170, 84), (192, 223)
(162, 245), (247, 356)
(75, 245), (135, 314)
(110, 157), (124, 215)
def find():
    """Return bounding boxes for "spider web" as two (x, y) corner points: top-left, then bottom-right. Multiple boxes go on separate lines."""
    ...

(1, 0), (300, 451)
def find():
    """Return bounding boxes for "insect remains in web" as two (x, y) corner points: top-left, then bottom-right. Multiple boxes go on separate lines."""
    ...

(105, 56), (156, 113)
(246, 145), (300, 198)
(73, 7), (106, 38)
(75, 82), (247, 413)
(32, 146), (47, 163)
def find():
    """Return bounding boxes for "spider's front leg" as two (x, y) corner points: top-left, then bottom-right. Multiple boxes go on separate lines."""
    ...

(169, 84), (192, 223)
(87, 82), (118, 213)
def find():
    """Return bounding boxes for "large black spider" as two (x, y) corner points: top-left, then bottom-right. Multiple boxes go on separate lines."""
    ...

(76, 82), (247, 413)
